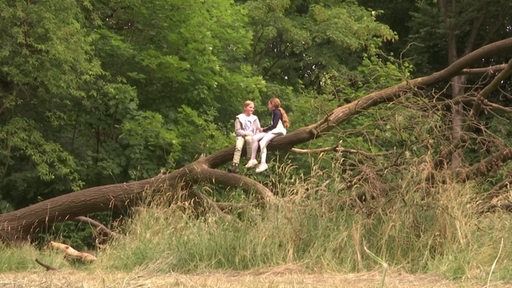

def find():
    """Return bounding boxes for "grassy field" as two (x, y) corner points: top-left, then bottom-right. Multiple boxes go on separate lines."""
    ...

(2, 157), (512, 287)
(1, 267), (508, 288)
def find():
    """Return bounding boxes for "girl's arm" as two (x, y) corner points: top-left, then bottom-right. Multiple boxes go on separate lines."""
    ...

(254, 117), (261, 133)
(263, 109), (281, 132)
(234, 118), (246, 136)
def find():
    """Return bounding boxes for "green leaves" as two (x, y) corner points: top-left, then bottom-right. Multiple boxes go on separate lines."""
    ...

(98, 0), (258, 117)
(0, 118), (84, 207)
(119, 111), (179, 179)
(0, 0), (414, 210)
(244, 0), (397, 94)
(175, 105), (231, 164)
(0, 0), (101, 96)
(310, 4), (396, 51)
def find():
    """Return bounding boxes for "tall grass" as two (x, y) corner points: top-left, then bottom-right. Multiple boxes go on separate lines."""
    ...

(89, 155), (512, 283)
(0, 243), (39, 272)
(2, 154), (512, 283)
(95, 195), (358, 273)
(0, 242), (71, 273)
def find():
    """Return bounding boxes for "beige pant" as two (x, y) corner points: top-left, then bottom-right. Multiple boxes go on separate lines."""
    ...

(232, 135), (253, 165)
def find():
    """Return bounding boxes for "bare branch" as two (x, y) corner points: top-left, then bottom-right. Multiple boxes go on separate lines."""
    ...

(461, 63), (508, 75)
(74, 216), (117, 238)
(191, 190), (234, 221)
(486, 176), (512, 200)
(290, 146), (391, 157)
(470, 59), (512, 118)
(458, 148), (512, 181)
(183, 162), (276, 203)
(481, 99), (512, 114)
(35, 258), (58, 271)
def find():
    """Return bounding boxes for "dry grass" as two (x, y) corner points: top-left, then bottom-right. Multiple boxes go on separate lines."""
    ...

(1, 266), (507, 288)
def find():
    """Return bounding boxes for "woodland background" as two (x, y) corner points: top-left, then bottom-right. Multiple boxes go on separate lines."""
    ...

(1, 0), (512, 284)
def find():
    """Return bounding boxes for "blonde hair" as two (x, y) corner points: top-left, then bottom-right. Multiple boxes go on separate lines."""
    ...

(268, 97), (289, 128)
(244, 100), (254, 108)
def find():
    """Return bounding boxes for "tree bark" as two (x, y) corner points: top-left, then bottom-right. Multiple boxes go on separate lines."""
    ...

(1, 38), (512, 243)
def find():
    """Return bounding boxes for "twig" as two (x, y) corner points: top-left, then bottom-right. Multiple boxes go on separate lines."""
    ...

(480, 99), (512, 114)
(486, 237), (504, 288)
(74, 216), (117, 238)
(290, 145), (391, 157)
(461, 63), (508, 75)
(469, 59), (512, 118)
(486, 177), (512, 199)
(363, 243), (388, 288)
(35, 258), (57, 271)
(192, 190), (234, 221)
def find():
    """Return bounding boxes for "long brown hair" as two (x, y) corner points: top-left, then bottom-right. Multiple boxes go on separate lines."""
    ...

(268, 97), (289, 128)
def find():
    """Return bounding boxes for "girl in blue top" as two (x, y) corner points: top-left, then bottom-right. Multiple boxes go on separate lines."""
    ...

(245, 97), (289, 173)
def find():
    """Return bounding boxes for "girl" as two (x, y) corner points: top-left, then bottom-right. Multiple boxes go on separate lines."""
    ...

(228, 100), (261, 173)
(245, 97), (289, 173)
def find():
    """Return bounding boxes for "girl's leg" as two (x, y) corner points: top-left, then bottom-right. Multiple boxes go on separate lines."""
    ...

(232, 136), (245, 165)
(258, 133), (278, 164)
(250, 133), (266, 160)
(244, 135), (253, 160)
(246, 133), (265, 168)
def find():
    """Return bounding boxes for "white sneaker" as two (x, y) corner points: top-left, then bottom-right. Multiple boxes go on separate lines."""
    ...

(245, 159), (258, 168)
(255, 163), (268, 173)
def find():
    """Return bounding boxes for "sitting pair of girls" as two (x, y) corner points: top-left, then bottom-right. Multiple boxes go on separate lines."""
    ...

(228, 97), (289, 173)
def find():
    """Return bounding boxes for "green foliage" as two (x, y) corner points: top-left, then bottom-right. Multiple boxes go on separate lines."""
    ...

(309, 3), (396, 51)
(0, 0), (102, 96)
(0, 0), (106, 205)
(95, 0), (262, 125)
(357, 0), (417, 54)
(406, 1), (448, 75)
(0, 243), (40, 272)
(174, 106), (232, 165)
(0, 118), (83, 208)
(317, 51), (412, 107)
(0, 0), (403, 209)
(119, 111), (179, 179)
(244, 0), (397, 92)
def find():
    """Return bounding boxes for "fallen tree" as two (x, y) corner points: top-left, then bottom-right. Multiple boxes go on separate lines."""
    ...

(1, 38), (511, 243)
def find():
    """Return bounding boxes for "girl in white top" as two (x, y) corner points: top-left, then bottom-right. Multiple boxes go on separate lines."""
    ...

(228, 101), (261, 173)
(245, 97), (289, 173)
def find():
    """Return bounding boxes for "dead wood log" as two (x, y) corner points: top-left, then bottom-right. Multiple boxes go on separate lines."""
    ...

(0, 158), (273, 242)
(50, 241), (97, 262)
(74, 216), (119, 249)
